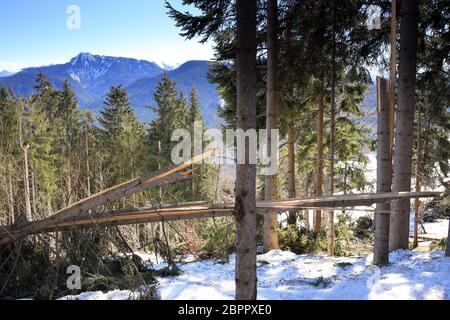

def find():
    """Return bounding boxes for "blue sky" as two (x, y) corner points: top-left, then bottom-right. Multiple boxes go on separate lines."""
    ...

(0, 0), (213, 71)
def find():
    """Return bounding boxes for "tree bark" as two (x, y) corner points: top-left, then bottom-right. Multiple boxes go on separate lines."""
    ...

(30, 162), (37, 216)
(7, 159), (15, 225)
(328, 0), (336, 256)
(413, 104), (422, 248)
(235, 0), (257, 300)
(23, 147), (32, 221)
(263, 0), (280, 252)
(389, 0), (397, 160)
(389, 0), (419, 251)
(19, 119), (32, 222)
(287, 121), (297, 225)
(315, 96), (324, 232)
(67, 161), (73, 205)
(85, 124), (91, 197)
(374, 78), (391, 265)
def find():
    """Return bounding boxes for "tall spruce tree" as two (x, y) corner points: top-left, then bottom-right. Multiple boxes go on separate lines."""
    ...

(148, 75), (183, 165)
(57, 80), (80, 205)
(98, 86), (144, 187)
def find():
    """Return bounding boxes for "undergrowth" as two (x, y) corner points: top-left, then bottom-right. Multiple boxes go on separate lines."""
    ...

(0, 228), (158, 300)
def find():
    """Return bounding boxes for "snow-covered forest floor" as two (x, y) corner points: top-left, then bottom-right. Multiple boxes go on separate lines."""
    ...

(60, 233), (450, 300)
(60, 250), (450, 300)
(153, 250), (450, 300)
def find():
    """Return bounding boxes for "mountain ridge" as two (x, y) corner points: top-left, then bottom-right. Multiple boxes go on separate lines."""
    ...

(1, 53), (377, 126)
(0, 70), (14, 77)
(0, 53), (221, 124)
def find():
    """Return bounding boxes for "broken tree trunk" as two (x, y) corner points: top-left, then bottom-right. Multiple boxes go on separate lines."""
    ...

(0, 191), (441, 241)
(40, 204), (235, 233)
(259, 191), (441, 210)
(0, 150), (216, 246)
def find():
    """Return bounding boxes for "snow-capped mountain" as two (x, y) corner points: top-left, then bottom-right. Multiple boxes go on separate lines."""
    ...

(0, 70), (14, 77)
(1, 53), (165, 105)
(154, 61), (182, 71)
(0, 53), (221, 124)
(66, 53), (164, 92)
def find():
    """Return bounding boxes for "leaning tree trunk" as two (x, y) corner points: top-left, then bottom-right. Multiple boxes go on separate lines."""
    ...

(235, 0), (257, 301)
(263, 0), (280, 252)
(287, 121), (297, 225)
(389, 0), (419, 251)
(373, 78), (391, 265)
(315, 95), (324, 232)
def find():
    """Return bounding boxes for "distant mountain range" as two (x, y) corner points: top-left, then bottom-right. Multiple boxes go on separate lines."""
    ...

(0, 53), (221, 125)
(1, 52), (379, 127)
(0, 70), (14, 77)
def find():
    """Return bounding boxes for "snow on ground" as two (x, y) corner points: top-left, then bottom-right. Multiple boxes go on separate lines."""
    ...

(59, 214), (449, 301)
(156, 250), (450, 300)
(409, 217), (449, 239)
(421, 219), (449, 238)
(61, 249), (450, 300)
(59, 290), (138, 301)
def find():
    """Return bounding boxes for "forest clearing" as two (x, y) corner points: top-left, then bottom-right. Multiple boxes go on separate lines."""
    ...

(0, 0), (449, 304)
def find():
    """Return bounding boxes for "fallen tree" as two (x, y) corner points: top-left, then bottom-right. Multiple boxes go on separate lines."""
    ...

(1, 191), (442, 242)
(0, 150), (217, 246)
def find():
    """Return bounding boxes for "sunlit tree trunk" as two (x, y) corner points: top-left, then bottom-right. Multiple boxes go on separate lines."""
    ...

(30, 162), (37, 215)
(263, 0), (280, 252)
(235, 0), (257, 301)
(85, 124), (91, 197)
(7, 158), (15, 224)
(19, 119), (32, 222)
(374, 78), (391, 265)
(287, 121), (297, 225)
(389, 0), (419, 251)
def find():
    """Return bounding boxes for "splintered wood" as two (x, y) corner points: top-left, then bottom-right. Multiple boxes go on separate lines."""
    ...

(0, 149), (217, 245)
(0, 191), (442, 242)
(0, 147), (442, 245)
